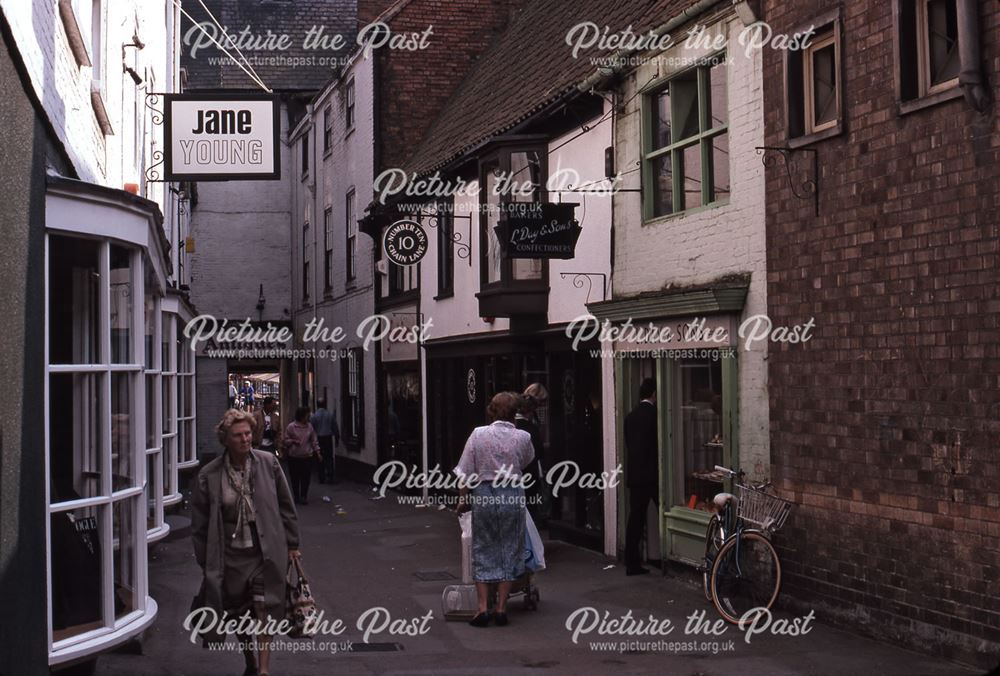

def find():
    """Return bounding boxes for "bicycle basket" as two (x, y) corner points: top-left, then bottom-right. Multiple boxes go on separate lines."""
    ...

(735, 484), (794, 532)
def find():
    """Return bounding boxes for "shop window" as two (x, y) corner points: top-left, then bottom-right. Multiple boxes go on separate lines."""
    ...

(672, 357), (724, 511)
(346, 189), (357, 282)
(342, 348), (364, 447)
(46, 234), (147, 647)
(436, 205), (454, 298)
(642, 54), (729, 220)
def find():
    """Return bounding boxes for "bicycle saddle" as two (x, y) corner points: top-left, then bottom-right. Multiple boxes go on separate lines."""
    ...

(713, 492), (735, 509)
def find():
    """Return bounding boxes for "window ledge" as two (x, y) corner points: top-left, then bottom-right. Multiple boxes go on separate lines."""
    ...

(434, 290), (454, 301)
(788, 123), (842, 149)
(898, 86), (964, 116)
(642, 199), (729, 227)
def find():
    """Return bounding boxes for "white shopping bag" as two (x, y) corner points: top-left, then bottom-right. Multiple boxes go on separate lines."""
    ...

(459, 512), (473, 583)
(524, 509), (546, 572)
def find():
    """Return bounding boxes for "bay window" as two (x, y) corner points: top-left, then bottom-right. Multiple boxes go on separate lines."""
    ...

(476, 142), (549, 317)
(47, 234), (148, 650)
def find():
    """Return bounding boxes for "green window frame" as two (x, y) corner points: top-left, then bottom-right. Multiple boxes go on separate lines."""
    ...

(642, 54), (730, 221)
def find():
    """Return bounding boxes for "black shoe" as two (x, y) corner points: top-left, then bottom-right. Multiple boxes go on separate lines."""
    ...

(468, 612), (491, 627)
(494, 612), (509, 626)
(626, 566), (650, 576)
(242, 664), (258, 676)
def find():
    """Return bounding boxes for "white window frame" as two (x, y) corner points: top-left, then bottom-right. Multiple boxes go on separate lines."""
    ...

(161, 312), (181, 506)
(144, 293), (167, 542)
(45, 234), (153, 664)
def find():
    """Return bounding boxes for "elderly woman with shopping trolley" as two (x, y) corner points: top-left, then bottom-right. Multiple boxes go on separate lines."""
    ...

(455, 392), (535, 627)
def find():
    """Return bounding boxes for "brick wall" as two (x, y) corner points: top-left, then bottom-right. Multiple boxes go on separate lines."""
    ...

(761, 0), (1000, 668)
(376, 0), (527, 171)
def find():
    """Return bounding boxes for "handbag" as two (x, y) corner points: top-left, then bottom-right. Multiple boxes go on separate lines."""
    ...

(284, 558), (318, 638)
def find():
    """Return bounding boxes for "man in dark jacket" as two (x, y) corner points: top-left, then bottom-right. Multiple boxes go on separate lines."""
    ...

(624, 378), (658, 575)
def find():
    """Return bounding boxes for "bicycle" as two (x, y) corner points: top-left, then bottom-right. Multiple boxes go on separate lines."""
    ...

(701, 465), (795, 625)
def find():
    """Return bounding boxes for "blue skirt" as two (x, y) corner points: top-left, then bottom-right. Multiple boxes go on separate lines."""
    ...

(471, 483), (526, 583)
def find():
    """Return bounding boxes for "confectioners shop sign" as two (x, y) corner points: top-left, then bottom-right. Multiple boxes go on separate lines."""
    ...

(164, 94), (280, 181)
(496, 202), (581, 259)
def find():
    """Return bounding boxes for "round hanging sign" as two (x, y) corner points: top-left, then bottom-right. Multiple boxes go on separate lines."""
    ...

(383, 219), (429, 266)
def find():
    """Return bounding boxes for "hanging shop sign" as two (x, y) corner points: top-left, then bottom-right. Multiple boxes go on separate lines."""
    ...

(496, 202), (581, 259)
(163, 93), (280, 181)
(383, 219), (429, 266)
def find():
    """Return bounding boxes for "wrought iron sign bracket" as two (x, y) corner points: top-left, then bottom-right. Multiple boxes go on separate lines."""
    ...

(144, 92), (167, 182)
(421, 211), (473, 267)
(755, 146), (818, 216)
(559, 272), (608, 304)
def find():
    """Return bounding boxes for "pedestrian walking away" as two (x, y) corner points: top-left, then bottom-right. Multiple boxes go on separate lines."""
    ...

(284, 406), (321, 505)
(310, 399), (340, 484)
(455, 392), (535, 628)
(515, 383), (548, 523)
(253, 397), (283, 458)
(191, 409), (302, 676)
(228, 380), (238, 409)
(623, 378), (658, 576)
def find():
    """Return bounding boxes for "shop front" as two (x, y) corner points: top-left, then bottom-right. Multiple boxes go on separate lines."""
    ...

(44, 177), (195, 667)
(424, 329), (604, 550)
(590, 280), (749, 566)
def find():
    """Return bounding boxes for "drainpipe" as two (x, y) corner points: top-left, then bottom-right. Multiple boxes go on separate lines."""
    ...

(957, 0), (990, 113)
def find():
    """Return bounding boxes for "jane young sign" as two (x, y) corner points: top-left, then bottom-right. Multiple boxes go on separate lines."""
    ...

(495, 202), (581, 259)
(163, 93), (280, 181)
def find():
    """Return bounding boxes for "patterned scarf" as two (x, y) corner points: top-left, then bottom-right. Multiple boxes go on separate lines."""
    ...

(223, 451), (257, 549)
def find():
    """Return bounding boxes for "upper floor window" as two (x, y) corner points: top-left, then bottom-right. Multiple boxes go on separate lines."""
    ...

(437, 205), (454, 298)
(301, 132), (309, 177)
(785, 12), (842, 144)
(323, 207), (333, 291)
(302, 221), (310, 301)
(345, 80), (356, 133)
(479, 147), (546, 289)
(345, 189), (357, 282)
(642, 54), (729, 220)
(916, 0), (960, 96)
(895, 0), (963, 111)
(323, 107), (333, 154)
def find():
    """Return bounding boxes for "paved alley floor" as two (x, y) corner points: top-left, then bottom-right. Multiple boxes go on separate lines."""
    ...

(95, 481), (976, 676)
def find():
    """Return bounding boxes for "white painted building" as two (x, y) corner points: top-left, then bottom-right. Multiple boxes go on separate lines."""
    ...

(588, 6), (768, 565)
(0, 0), (197, 667)
(288, 50), (379, 474)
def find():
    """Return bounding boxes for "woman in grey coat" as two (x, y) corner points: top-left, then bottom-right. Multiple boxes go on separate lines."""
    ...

(192, 409), (301, 676)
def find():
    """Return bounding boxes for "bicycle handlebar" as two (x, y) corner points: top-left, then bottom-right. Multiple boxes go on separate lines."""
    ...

(714, 465), (743, 477)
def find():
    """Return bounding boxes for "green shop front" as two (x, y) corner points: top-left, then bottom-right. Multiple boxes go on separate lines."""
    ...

(589, 280), (748, 567)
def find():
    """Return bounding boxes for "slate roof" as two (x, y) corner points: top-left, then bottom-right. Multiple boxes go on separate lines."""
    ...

(180, 0), (357, 92)
(404, 0), (704, 176)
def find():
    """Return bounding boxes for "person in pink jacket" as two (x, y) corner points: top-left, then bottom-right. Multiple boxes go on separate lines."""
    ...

(284, 406), (320, 505)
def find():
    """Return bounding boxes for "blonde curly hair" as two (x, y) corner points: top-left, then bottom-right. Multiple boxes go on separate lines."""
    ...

(216, 408), (257, 446)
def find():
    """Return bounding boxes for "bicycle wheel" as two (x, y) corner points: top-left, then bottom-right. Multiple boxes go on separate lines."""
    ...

(702, 515), (724, 601)
(709, 531), (781, 625)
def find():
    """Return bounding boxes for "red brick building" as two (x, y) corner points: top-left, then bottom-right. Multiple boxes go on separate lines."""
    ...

(760, 0), (998, 668)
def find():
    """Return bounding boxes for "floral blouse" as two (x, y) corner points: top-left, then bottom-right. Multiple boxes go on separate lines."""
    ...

(454, 420), (535, 481)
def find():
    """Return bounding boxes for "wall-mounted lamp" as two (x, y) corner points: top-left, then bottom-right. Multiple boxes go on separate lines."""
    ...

(124, 64), (143, 86)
